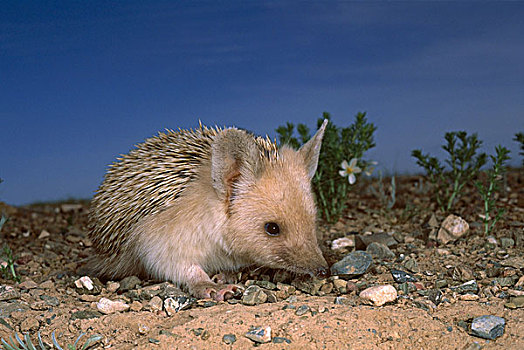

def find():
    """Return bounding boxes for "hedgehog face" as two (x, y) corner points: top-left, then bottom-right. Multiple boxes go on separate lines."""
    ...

(225, 148), (328, 278)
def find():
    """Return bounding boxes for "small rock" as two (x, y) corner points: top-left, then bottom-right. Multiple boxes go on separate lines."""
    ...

(493, 277), (515, 287)
(486, 236), (498, 245)
(333, 279), (348, 293)
(355, 232), (398, 250)
(500, 237), (514, 249)
(222, 334), (237, 345)
(138, 324), (150, 334)
(435, 279), (448, 289)
(359, 285), (397, 306)
(451, 280), (479, 294)
(0, 285), (20, 301)
(366, 242), (395, 260)
(19, 279), (38, 290)
(504, 295), (524, 309)
(147, 296), (163, 312)
(291, 277), (325, 295)
(500, 256), (524, 269)
(40, 295), (59, 307)
(130, 300), (143, 312)
(242, 285), (268, 305)
(428, 289), (443, 306)
(39, 280), (55, 290)
(96, 297), (130, 314)
(106, 281), (120, 293)
(428, 213), (439, 228)
(319, 282), (333, 295)
(38, 230), (50, 239)
(470, 315), (505, 340)
(437, 215), (469, 244)
(403, 258), (419, 273)
(452, 266), (475, 282)
(391, 269), (418, 283)
(273, 337), (292, 344)
(459, 294), (479, 301)
(20, 318), (39, 332)
(164, 296), (195, 315)
(74, 276), (94, 291)
(119, 276), (141, 292)
(295, 305), (310, 316)
(331, 236), (355, 250)
(245, 326), (271, 343)
(255, 280), (276, 290)
(330, 251), (373, 278)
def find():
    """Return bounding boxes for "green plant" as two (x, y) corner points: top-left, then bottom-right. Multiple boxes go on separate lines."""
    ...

(412, 131), (487, 212)
(475, 146), (511, 235)
(514, 132), (524, 166)
(0, 331), (102, 350)
(276, 112), (376, 223)
(369, 171), (396, 210)
(1, 244), (19, 283)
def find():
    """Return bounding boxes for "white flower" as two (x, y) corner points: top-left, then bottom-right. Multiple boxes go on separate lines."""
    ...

(339, 158), (361, 185)
(364, 161), (378, 176)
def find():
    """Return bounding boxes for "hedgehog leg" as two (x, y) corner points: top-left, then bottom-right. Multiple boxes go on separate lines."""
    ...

(211, 271), (239, 284)
(185, 264), (241, 301)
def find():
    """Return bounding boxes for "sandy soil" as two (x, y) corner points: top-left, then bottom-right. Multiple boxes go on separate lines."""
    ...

(0, 170), (522, 349)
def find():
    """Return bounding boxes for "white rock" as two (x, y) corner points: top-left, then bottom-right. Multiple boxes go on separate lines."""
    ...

(96, 297), (130, 314)
(331, 237), (355, 250)
(74, 276), (94, 291)
(38, 230), (50, 239)
(359, 285), (397, 306)
(437, 214), (469, 244)
(245, 326), (272, 343)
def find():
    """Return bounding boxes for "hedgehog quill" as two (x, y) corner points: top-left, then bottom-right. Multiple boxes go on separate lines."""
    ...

(88, 120), (329, 300)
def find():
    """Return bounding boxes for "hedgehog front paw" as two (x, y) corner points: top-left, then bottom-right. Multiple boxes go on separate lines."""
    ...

(192, 282), (242, 301)
(211, 271), (240, 284)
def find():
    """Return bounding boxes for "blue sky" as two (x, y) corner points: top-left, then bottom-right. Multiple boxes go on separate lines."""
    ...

(1, 1), (523, 206)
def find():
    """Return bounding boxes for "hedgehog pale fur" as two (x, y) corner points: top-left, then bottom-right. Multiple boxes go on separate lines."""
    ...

(88, 121), (329, 300)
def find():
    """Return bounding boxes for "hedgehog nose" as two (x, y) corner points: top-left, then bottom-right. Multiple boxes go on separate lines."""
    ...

(315, 266), (330, 279)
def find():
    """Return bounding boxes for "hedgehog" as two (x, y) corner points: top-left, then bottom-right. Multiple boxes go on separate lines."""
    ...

(88, 120), (329, 300)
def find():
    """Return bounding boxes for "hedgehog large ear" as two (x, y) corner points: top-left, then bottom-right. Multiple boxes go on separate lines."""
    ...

(298, 119), (328, 179)
(211, 128), (261, 201)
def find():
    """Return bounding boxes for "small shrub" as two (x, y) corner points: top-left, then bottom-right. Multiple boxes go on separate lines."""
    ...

(475, 145), (511, 235)
(1, 244), (19, 283)
(369, 171), (396, 210)
(412, 131), (487, 212)
(1, 331), (102, 350)
(276, 112), (376, 223)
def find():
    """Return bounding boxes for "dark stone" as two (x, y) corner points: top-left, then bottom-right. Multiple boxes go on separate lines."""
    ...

(222, 334), (237, 345)
(40, 295), (60, 307)
(391, 269), (418, 283)
(273, 337), (292, 344)
(330, 251), (373, 278)
(450, 280), (479, 294)
(470, 315), (505, 340)
(366, 242), (395, 260)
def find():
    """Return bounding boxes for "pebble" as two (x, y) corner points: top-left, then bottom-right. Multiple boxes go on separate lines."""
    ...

(19, 279), (39, 290)
(255, 280), (276, 290)
(74, 276), (94, 291)
(164, 296), (194, 315)
(70, 310), (102, 320)
(38, 230), (51, 239)
(366, 242), (395, 260)
(138, 324), (150, 334)
(118, 275), (141, 292)
(130, 300), (143, 312)
(39, 280), (55, 290)
(470, 315), (505, 340)
(331, 236), (355, 250)
(359, 285), (397, 306)
(292, 277), (325, 295)
(391, 269), (418, 283)
(96, 297), (130, 314)
(355, 232), (398, 250)
(437, 214), (469, 244)
(0, 285), (20, 301)
(147, 296), (163, 312)
(333, 279), (348, 293)
(20, 317), (39, 332)
(295, 305), (310, 316)
(450, 280), (479, 294)
(403, 258), (419, 273)
(106, 281), (120, 293)
(500, 237), (514, 249)
(242, 285), (268, 305)
(273, 336), (292, 344)
(504, 295), (524, 309)
(245, 326), (271, 343)
(330, 251), (373, 278)
(222, 334), (237, 345)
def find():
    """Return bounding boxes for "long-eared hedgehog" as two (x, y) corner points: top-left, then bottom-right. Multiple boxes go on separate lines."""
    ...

(88, 120), (329, 300)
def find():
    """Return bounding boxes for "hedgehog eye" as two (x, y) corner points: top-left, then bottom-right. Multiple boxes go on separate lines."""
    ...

(264, 222), (280, 236)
